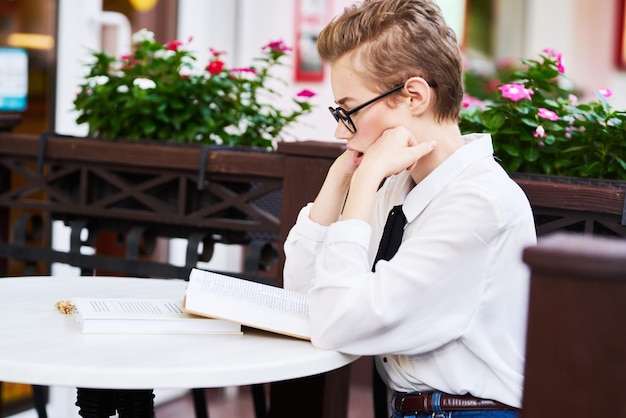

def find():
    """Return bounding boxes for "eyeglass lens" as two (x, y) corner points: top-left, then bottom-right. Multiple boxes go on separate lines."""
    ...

(328, 83), (405, 134)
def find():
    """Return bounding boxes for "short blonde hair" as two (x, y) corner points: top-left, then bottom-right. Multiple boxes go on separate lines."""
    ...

(317, 0), (463, 122)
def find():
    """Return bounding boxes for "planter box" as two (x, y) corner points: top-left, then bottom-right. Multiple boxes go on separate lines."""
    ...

(1, 133), (284, 239)
(511, 173), (626, 237)
(0, 133), (288, 280)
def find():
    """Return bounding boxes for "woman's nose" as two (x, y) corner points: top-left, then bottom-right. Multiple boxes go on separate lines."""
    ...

(334, 121), (353, 140)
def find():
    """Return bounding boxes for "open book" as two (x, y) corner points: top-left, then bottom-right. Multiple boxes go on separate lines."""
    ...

(71, 297), (242, 334)
(183, 268), (310, 340)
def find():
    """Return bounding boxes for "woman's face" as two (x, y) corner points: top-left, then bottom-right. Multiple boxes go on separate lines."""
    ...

(329, 55), (408, 164)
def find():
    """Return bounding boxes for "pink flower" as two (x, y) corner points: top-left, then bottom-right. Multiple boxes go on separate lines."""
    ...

(542, 48), (565, 73)
(230, 67), (257, 75)
(462, 94), (484, 109)
(209, 48), (227, 58)
(537, 107), (559, 121)
(568, 94), (578, 106)
(296, 89), (316, 98)
(598, 88), (612, 98)
(498, 83), (534, 102)
(533, 125), (546, 138)
(565, 125), (577, 139)
(165, 39), (184, 51)
(262, 40), (292, 53)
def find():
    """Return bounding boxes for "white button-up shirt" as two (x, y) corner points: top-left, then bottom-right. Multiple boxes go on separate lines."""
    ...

(283, 133), (536, 408)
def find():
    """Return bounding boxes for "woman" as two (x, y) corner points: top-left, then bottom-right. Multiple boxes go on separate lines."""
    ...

(283, 0), (536, 416)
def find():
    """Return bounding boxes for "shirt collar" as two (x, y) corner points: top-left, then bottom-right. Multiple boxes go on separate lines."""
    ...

(400, 133), (494, 222)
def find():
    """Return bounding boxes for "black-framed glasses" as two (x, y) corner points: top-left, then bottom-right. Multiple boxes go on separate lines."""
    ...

(328, 79), (437, 133)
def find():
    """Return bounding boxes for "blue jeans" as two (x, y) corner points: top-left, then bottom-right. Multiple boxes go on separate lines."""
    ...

(390, 392), (520, 418)
(391, 411), (519, 418)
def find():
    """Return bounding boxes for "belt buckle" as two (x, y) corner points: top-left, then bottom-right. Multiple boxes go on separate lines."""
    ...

(397, 394), (408, 412)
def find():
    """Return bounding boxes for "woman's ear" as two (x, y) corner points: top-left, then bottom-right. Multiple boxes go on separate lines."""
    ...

(403, 76), (433, 117)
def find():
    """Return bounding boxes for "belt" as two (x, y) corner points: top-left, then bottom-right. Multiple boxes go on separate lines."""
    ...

(393, 392), (519, 414)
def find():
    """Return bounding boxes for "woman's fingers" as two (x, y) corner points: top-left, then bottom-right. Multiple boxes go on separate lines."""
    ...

(406, 140), (436, 171)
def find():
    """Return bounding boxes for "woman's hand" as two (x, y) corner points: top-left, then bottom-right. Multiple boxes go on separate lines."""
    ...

(357, 126), (435, 180)
(341, 127), (435, 222)
(308, 149), (360, 226)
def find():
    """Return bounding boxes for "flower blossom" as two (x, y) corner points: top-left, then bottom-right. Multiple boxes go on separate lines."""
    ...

(209, 48), (227, 59)
(133, 77), (156, 89)
(533, 125), (546, 138)
(537, 107), (559, 121)
(498, 83), (534, 102)
(206, 60), (225, 75)
(154, 49), (175, 60)
(296, 89), (316, 98)
(132, 28), (154, 43)
(117, 85), (129, 93)
(179, 66), (192, 78)
(462, 94), (485, 109)
(542, 48), (565, 73)
(263, 40), (292, 53)
(598, 88), (612, 98)
(230, 67), (257, 75)
(165, 39), (184, 51)
(568, 94), (578, 106)
(87, 75), (109, 87)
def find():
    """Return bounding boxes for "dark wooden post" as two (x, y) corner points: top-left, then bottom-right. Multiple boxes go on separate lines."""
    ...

(521, 233), (626, 417)
(0, 113), (22, 418)
(0, 114), (22, 277)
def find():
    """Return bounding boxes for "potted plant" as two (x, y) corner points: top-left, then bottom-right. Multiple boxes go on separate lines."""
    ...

(459, 49), (626, 237)
(73, 28), (315, 149)
(460, 48), (626, 180)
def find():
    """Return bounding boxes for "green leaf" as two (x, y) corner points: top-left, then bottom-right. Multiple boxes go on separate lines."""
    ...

(500, 143), (520, 157)
(523, 146), (540, 162)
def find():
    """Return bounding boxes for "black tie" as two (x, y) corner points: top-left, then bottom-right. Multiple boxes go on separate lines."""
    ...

(372, 205), (406, 272)
(371, 204), (407, 418)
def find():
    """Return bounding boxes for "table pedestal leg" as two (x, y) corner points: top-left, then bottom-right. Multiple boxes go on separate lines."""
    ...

(117, 389), (155, 418)
(76, 388), (117, 418)
(76, 388), (155, 418)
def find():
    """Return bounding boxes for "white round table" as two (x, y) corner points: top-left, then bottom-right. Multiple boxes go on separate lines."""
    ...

(0, 276), (357, 417)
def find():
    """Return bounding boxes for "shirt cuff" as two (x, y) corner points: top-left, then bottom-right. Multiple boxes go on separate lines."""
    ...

(293, 203), (330, 242)
(326, 217), (372, 248)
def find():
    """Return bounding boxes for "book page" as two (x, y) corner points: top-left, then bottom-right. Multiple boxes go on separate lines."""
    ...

(192, 273), (307, 317)
(184, 269), (310, 340)
(75, 298), (189, 319)
(70, 297), (242, 334)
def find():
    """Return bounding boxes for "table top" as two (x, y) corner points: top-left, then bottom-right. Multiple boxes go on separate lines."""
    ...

(0, 276), (357, 390)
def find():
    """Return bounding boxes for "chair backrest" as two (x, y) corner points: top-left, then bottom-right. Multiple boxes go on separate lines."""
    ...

(522, 233), (626, 417)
